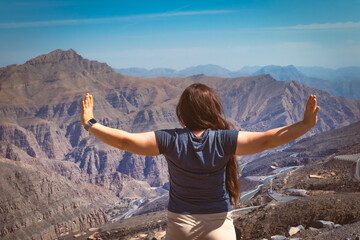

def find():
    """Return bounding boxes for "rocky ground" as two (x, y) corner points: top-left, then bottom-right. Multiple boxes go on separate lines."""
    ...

(234, 151), (360, 239)
(61, 211), (168, 240)
(234, 192), (360, 239)
(295, 221), (360, 240)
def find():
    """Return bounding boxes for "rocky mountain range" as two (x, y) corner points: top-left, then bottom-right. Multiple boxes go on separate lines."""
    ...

(1, 49), (360, 239)
(116, 64), (360, 100)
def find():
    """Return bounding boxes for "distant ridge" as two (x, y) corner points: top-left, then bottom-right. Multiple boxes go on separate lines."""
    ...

(116, 64), (360, 100)
(115, 64), (233, 78)
(115, 64), (360, 81)
(252, 65), (306, 82)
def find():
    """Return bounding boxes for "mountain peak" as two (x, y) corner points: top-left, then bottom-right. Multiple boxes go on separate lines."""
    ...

(22, 49), (114, 74)
(25, 49), (83, 66)
(253, 65), (306, 82)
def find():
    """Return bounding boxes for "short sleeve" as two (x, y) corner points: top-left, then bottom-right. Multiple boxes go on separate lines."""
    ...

(220, 130), (239, 155)
(155, 129), (175, 155)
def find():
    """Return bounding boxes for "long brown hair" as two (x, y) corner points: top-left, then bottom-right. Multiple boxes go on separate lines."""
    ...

(176, 83), (240, 205)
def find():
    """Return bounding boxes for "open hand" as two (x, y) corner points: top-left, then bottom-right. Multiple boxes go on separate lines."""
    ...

(81, 93), (94, 127)
(303, 95), (320, 128)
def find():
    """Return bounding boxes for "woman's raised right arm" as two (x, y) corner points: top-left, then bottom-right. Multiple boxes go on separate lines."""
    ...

(88, 125), (160, 156)
(81, 93), (160, 156)
(235, 95), (319, 156)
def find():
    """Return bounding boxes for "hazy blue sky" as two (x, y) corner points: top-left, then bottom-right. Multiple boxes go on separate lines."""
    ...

(0, 0), (359, 70)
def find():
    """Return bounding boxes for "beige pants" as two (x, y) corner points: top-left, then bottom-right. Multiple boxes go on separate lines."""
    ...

(166, 211), (236, 240)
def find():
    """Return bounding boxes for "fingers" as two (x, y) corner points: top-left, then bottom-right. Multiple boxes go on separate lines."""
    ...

(306, 95), (317, 111)
(306, 95), (314, 111)
(314, 106), (320, 115)
(83, 93), (93, 108)
(310, 96), (316, 109)
(86, 94), (89, 107)
(311, 95), (317, 110)
(303, 94), (319, 127)
(307, 95), (320, 119)
(306, 95), (312, 108)
(81, 93), (94, 126)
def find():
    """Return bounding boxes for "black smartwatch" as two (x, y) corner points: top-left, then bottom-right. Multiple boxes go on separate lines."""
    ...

(84, 118), (97, 131)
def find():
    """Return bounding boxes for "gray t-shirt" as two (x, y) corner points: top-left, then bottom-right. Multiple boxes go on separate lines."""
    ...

(155, 128), (239, 214)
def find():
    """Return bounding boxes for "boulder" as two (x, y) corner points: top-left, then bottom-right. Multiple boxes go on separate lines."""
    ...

(153, 230), (166, 239)
(271, 235), (288, 240)
(309, 227), (319, 231)
(288, 225), (305, 236)
(286, 188), (307, 197)
(309, 174), (325, 179)
(88, 227), (99, 232)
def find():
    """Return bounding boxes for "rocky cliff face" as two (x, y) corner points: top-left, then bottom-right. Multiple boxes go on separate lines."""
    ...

(0, 49), (360, 239)
(0, 158), (109, 240)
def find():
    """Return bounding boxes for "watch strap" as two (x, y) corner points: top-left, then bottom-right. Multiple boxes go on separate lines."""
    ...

(84, 118), (97, 131)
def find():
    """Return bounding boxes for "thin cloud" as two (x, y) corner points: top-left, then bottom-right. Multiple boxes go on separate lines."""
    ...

(10, 1), (78, 7)
(266, 21), (360, 30)
(0, 10), (234, 29)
